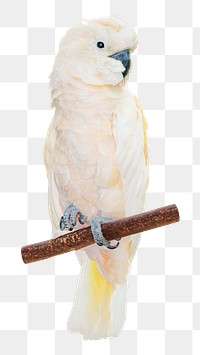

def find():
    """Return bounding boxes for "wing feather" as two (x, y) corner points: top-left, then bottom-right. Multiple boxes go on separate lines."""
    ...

(92, 94), (149, 282)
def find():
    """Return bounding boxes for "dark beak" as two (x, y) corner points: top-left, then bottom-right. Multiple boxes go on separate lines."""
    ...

(109, 49), (131, 78)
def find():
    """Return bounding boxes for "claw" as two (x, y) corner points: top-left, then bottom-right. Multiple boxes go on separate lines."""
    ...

(90, 216), (120, 249)
(79, 215), (88, 225)
(107, 241), (120, 249)
(59, 204), (87, 231)
(59, 216), (65, 231)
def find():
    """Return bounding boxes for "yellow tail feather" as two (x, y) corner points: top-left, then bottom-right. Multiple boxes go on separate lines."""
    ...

(88, 260), (114, 329)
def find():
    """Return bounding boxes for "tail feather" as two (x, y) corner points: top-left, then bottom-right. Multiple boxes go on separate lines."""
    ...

(110, 282), (127, 336)
(67, 256), (127, 340)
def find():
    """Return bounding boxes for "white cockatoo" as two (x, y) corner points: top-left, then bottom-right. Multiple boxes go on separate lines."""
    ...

(44, 17), (149, 340)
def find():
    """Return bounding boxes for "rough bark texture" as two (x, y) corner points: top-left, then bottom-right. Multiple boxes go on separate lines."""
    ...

(21, 204), (179, 264)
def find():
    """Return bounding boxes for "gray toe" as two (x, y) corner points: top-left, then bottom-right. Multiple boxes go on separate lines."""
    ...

(60, 204), (87, 231)
(90, 216), (119, 249)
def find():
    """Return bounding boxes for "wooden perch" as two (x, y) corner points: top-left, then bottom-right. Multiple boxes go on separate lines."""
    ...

(21, 204), (179, 264)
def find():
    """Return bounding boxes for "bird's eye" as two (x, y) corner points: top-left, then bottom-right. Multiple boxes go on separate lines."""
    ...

(97, 41), (105, 49)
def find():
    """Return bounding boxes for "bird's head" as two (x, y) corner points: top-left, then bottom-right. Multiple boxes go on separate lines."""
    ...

(54, 17), (137, 87)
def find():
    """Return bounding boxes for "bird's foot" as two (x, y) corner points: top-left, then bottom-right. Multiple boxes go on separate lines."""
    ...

(60, 204), (87, 231)
(90, 216), (121, 250)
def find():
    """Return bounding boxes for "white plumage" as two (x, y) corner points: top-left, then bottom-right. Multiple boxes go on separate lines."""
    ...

(44, 17), (149, 340)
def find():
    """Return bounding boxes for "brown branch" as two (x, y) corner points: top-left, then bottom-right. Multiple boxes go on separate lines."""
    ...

(21, 204), (179, 264)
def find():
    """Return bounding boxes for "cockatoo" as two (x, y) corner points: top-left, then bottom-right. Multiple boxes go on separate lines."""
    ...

(44, 17), (149, 340)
